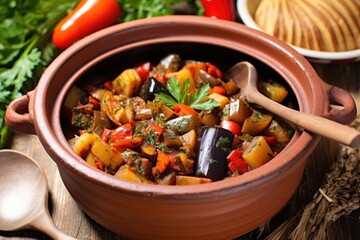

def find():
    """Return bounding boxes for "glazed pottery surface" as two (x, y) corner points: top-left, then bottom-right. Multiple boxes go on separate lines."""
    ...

(5, 16), (356, 240)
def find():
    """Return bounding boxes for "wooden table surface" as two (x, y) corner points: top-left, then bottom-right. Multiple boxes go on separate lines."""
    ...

(1, 60), (359, 239)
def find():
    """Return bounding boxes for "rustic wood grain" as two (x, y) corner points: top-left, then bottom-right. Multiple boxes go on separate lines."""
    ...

(1, 61), (359, 240)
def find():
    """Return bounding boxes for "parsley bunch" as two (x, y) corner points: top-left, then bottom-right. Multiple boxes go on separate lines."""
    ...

(118, 0), (181, 22)
(155, 76), (220, 111)
(0, 0), (78, 148)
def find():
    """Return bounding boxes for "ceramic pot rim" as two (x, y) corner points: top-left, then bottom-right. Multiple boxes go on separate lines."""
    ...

(34, 16), (320, 196)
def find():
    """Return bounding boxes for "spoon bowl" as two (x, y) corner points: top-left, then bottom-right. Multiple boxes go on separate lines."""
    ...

(0, 149), (76, 240)
(226, 61), (360, 148)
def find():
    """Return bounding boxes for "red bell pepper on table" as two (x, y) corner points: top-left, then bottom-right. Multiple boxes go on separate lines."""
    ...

(200, 0), (236, 21)
(52, 0), (121, 49)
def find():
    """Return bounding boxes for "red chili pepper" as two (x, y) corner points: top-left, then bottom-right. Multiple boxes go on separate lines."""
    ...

(201, 0), (236, 21)
(52, 0), (121, 49)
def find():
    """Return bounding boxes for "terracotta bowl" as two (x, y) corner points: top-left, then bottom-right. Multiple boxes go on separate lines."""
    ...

(5, 16), (356, 239)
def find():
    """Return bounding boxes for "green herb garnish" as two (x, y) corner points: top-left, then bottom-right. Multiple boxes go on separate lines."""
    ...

(155, 76), (220, 111)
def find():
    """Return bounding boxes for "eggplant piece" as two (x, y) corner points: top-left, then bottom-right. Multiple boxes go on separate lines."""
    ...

(264, 117), (294, 153)
(89, 110), (112, 135)
(159, 104), (177, 120)
(163, 129), (183, 148)
(194, 69), (222, 87)
(135, 108), (153, 120)
(166, 115), (200, 135)
(62, 85), (86, 125)
(195, 127), (234, 181)
(156, 54), (181, 73)
(141, 145), (158, 164)
(139, 77), (171, 101)
(155, 169), (176, 185)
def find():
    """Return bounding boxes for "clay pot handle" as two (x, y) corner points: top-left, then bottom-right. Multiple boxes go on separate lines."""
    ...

(5, 91), (36, 135)
(321, 82), (357, 125)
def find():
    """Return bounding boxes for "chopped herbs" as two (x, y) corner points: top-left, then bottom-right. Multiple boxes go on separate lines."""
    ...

(216, 136), (231, 152)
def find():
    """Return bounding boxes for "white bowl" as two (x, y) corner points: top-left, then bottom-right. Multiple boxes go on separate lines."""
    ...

(237, 0), (360, 63)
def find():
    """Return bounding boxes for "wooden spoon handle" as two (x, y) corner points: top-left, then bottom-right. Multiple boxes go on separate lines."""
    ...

(252, 92), (360, 148)
(31, 208), (77, 240)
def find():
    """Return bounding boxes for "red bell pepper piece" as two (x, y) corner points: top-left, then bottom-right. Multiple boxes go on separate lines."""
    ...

(264, 136), (275, 145)
(205, 62), (223, 78)
(210, 86), (226, 96)
(103, 81), (113, 91)
(110, 136), (143, 150)
(145, 122), (164, 135)
(135, 62), (152, 83)
(201, 0), (236, 21)
(101, 128), (113, 142)
(173, 104), (198, 116)
(152, 150), (171, 177)
(88, 96), (100, 110)
(227, 149), (248, 174)
(95, 161), (104, 171)
(108, 123), (133, 144)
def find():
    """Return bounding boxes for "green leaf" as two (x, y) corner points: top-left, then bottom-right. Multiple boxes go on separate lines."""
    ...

(167, 76), (182, 103)
(181, 79), (190, 104)
(188, 84), (220, 110)
(154, 93), (178, 108)
(190, 98), (220, 111)
(188, 84), (210, 107)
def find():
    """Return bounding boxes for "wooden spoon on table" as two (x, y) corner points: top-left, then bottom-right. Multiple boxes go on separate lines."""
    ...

(0, 150), (77, 240)
(225, 61), (360, 148)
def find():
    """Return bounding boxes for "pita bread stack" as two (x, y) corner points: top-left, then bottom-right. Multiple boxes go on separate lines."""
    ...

(254, 0), (360, 52)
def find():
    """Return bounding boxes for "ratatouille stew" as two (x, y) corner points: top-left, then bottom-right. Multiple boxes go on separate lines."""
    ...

(63, 54), (295, 185)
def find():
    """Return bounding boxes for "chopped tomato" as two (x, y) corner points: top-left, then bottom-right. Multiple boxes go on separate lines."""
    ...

(220, 120), (242, 135)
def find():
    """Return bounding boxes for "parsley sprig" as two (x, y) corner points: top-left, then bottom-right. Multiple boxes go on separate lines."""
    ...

(155, 76), (220, 111)
(0, 0), (78, 148)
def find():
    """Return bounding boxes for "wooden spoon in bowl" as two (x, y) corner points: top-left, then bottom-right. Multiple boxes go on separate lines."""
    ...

(0, 150), (77, 240)
(225, 61), (360, 148)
